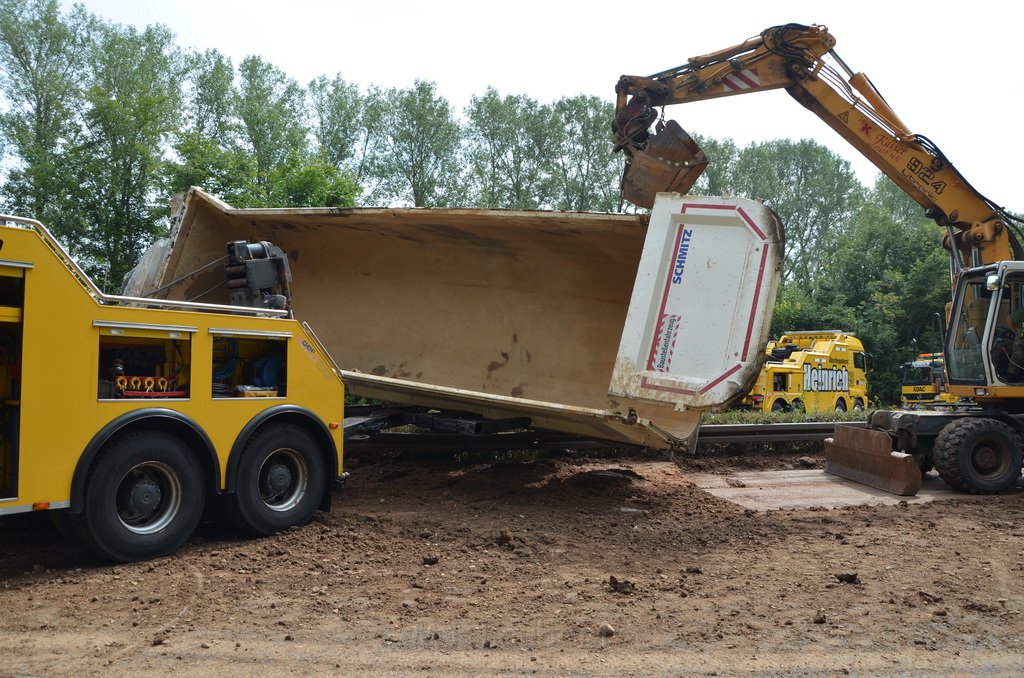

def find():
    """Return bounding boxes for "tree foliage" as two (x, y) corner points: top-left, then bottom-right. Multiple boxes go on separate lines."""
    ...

(72, 20), (184, 288)
(0, 0), (90, 238)
(367, 80), (463, 207)
(464, 88), (551, 209)
(732, 139), (865, 287)
(0, 2), (955, 403)
(234, 56), (307, 194)
(547, 95), (620, 212)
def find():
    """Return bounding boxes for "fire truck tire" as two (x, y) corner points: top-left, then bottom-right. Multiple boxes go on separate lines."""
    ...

(834, 399), (847, 412)
(771, 399), (787, 412)
(75, 432), (205, 562)
(933, 418), (1023, 493)
(227, 424), (326, 536)
(853, 398), (865, 412)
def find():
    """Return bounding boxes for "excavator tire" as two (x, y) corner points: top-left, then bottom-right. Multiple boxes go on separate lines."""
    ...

(932, 418), (1023, 494)
(824, 424), (922, 496)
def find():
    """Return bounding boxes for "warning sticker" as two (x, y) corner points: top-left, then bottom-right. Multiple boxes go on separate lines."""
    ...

(649, 314), (681, 373)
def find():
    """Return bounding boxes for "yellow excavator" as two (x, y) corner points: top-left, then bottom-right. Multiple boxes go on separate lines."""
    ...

(612, 23), (1024, 496)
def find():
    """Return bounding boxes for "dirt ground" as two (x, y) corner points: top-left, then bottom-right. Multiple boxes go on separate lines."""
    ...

(2, 447), (1023, 677)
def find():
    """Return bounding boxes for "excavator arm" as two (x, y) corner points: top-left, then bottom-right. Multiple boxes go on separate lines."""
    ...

(612, 23), (1020, 268)
(614, 23), (1024, 497)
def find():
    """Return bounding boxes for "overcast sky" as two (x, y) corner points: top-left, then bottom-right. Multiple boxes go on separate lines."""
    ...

(63, 1), (1022, 213)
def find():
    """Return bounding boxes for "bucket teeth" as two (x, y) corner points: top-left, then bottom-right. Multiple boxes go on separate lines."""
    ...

(824, 424), (922, 496)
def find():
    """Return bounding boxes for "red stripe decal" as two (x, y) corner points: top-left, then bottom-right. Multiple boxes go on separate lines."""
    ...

(738, 206), (766, 239)
(741, 245), (770, 360)
(645, 223), (687, 370)
(730, 70), (760, 89)
(641, 375), (696, 396)
(700, 363), (742, 394)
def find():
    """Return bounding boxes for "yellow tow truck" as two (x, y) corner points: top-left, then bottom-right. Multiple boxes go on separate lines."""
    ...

(900, 353), (960, 408)
(740, 331), (869, 413)
(0, 215), (346, 562)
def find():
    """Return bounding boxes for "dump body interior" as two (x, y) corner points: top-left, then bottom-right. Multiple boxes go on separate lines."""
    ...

(142, 189), (780, 449)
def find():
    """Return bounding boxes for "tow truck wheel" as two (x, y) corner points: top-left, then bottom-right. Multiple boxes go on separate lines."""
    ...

(76, 432), (205, 562)
(933, 418), (1023, 493)
(228, 424), (326, 536)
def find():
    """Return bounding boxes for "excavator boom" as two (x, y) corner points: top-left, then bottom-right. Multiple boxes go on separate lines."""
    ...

(612, 23), (1018, 267)
(614, 23), (1024, 496)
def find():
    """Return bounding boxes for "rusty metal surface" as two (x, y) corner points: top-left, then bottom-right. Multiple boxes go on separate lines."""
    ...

(146, 188), (709, 449)
(823, 424), (923, 496)
(620, 120), (708, 209)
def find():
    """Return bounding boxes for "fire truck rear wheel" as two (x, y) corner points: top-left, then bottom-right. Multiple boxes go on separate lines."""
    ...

(228, 424), (326, 536)
(771, 399), (787, 412)
(76, 432), (205, 562)
(834, 399), (847, 412)
(933, 418), (1023, 493)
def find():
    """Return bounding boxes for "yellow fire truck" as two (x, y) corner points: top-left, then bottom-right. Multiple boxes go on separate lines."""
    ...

(0, 214), (345, 562)
(740, 331), (870, 413)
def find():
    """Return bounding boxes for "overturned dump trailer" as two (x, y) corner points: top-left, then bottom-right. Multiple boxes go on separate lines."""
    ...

(132, 187), (784, 451)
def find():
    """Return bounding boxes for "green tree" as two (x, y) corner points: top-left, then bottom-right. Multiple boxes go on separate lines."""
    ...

(796, 177), (949, 403)
(69, 20), (184, 289)
(234, 55), (307, 197)
(546, 95), (620, 211)
(688, 134), (739, 197)
(308, 75), (369, 174)
(165, 129), (260, 206)
(370, 80), (463, 207)
(464, 88), (551, 209)
(733, 139), (864, 287)
(0, 0), (90, 234)
(165, 50), (261, 205)
(265, 153), (358, 208)
(167, 54), (359, 210)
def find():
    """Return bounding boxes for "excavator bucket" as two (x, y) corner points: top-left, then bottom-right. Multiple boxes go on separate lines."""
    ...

(824, 425), (922, 496)
(621, 120), (709, 209)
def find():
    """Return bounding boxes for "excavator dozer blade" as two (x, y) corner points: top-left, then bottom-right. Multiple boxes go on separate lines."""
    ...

(824, 424), (922, 496)
(621, 120), (709, 209)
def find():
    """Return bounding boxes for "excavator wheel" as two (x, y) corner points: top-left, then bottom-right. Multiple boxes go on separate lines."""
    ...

(933, 418), (1023, 494)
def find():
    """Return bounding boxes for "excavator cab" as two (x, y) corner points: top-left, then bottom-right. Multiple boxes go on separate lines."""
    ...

(946, 264), (1024, 388)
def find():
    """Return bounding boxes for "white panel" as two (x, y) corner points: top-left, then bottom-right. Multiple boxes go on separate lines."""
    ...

(611, 194), (784, 409)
